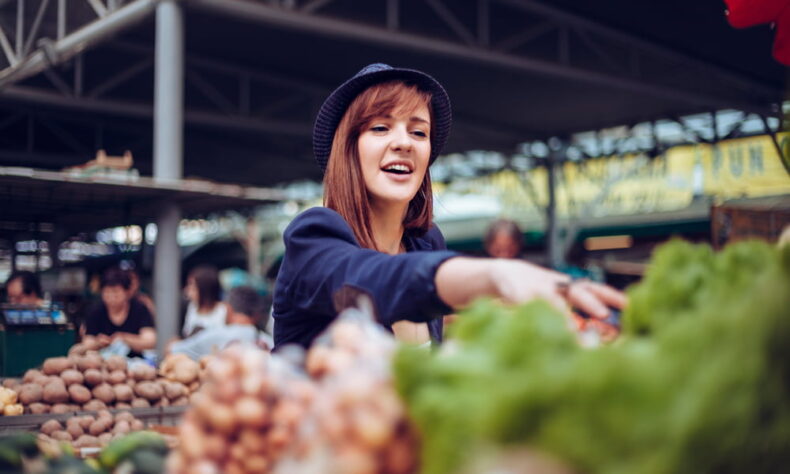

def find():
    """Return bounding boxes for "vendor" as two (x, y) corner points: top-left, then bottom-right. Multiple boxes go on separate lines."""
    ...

(82, 267), (156, 357)
(273, 63), (626, 349)
(4, 271), (45, 306)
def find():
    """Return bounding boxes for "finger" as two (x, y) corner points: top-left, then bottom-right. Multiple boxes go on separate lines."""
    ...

(567, 284), (609, 319)
(585, 282), (627, 310)
(543, 288), (571, 318)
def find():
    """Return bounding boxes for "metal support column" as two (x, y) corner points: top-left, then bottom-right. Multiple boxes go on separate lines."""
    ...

(546, 140), (563, 269)
(153, 0), (184, 357)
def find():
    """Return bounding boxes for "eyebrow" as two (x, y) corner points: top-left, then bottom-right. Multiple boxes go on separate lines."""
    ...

(380, 114), (430, 125)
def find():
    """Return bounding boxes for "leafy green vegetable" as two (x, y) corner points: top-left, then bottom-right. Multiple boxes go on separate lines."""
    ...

(395, 240), (790, 474)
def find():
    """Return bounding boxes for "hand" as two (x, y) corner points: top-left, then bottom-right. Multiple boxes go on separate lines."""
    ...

(559, 279), (627, 319)
(488, 259), (571, 314)
(96, 334), (112, 347)
(111, 332), (130, 344)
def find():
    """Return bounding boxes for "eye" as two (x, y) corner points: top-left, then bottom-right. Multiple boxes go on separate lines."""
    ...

(411, 130), (428, 138)
(370, 125), (389, 132)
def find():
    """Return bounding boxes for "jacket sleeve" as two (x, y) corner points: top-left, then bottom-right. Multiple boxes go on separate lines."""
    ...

(278, 207), (458, 325)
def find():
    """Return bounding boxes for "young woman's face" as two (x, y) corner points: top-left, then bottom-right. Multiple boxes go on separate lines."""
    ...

(357, 103), (431, 207)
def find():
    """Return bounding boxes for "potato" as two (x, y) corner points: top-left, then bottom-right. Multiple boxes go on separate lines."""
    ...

(91, 384), (115, 404)
(89, 418), (111, 436)
(98, 432), (113, 446)
(105, 355), (127, 372)
(51, 431), (72, 442)
(164, 382), (187, 400)
(154, 397), (170, 408)
(130, 365), (157, 382)
(96, 409), (113, 421)
(66, 422), (84, 439)
(60, 369), (84, 387)
(50, 403), (72, 414)
(107, 370), (126, 385)
(235, 397), (268, 428)
(79, 415), (95, 430)
(82, 400), (107, 412)
(0, 388), (17, 406)
(31, 375), (50, 387)
(113, 384), (133, 402)
(28, 403), (49, 414)
(23, 369), (43, 384)
(42, 357), (73, 375)
(134, 381), (163, 401)
(83, 369), (103, 387)
(73, 434), (100, 449)
(2, 379), (20, 390)
(112, 420), (131, 435)
(18, 383), (43, 405)
(113, 411), (133, 423)
(42, 381), (69, 404)
(130, 419), (144, 431)
(68, 385), (91, 404)
(189, 381), (200, 393)
(77, 353), (103, 372)
(68, 343), (88, 357)
(131, 398), (150, 408)
(40, 419), (62, 435)
(172, 360), (200, 385)
(115, 402), (132, 409)
(171, 396), (190, 406)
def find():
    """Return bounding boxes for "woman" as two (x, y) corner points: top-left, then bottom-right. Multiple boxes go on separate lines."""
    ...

(182, 265), (227, 337)
(83, 267), (156, 357)
(484, 219), (525, 259)
(273, 63), (625, 349)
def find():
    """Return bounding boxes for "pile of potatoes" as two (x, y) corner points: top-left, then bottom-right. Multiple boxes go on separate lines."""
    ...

(281, 318), (418, 474)
(166, 345), (316, 474)
(38, 409), (145, 449)
(10, 351), (201, 414)
(0, 386), (23, 416)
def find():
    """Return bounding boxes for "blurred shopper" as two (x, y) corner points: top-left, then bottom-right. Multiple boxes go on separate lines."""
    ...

(82, 266), (156, 357)
(126, 268), (156, 319)
(169, 286), (271, 360)
(483, 219), (524, 259)
(182, 265), (227, 337)
(4, 271), (44, 306)
(273, 63), (626, 350)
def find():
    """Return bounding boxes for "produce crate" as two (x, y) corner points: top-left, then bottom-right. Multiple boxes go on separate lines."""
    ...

(0, 406), (187, 435)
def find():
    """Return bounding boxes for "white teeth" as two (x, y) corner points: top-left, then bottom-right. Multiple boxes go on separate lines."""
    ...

(384, 163), (411, 172)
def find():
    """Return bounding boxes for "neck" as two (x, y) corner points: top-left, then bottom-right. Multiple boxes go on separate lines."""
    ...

(370, 200), (408, 255)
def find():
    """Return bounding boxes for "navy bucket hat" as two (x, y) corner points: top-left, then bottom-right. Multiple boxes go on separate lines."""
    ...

(313, 63), (452, 173)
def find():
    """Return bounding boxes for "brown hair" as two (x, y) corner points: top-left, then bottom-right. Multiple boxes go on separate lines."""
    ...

(323, 81), (434, 251)
(188, 265), (221, 311)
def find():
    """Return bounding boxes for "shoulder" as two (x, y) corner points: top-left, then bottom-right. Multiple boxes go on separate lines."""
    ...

(284, 207), (358, 245)
(411, 222), (448, 251)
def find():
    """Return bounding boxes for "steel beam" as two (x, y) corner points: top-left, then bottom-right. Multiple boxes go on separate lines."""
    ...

(498, 0), (779, 98)
(0, 0), (157, 90)
(1, 86), (313, 136)
(188, 0), (777, 116)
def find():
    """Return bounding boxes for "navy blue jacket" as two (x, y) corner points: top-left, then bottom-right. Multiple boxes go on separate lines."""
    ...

(273, 207), (458, 349)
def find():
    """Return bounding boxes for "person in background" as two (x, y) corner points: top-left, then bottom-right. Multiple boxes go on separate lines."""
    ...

(483, 219), (524, 259)
(126, 268), (156, 319)
(82, 267), (156, 357)
(169, 286), (271, 360)
(182, 265), (228, 337)
(4, 271), (44, 306)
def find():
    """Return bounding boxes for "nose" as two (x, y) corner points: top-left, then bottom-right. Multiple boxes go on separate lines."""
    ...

(389, 125), (412, 153)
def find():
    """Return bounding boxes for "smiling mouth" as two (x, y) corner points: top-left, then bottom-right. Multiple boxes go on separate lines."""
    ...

(381, 163), (413, 175)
